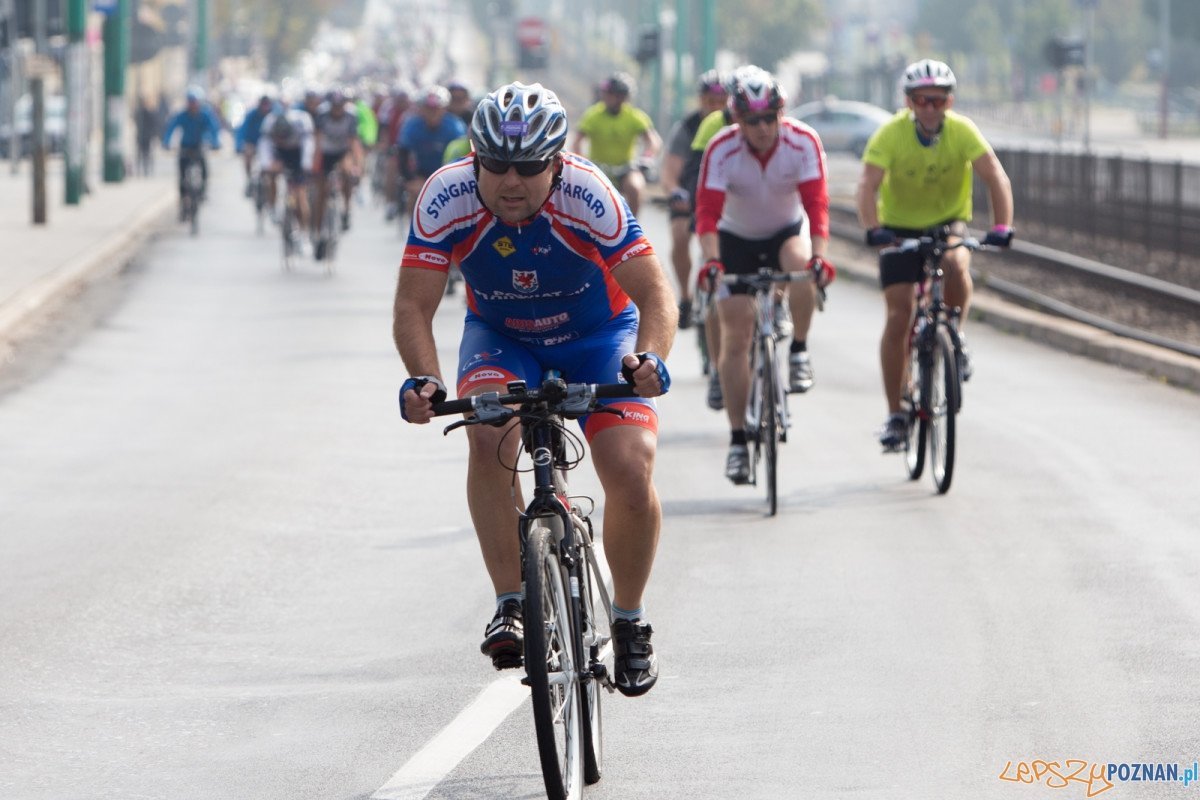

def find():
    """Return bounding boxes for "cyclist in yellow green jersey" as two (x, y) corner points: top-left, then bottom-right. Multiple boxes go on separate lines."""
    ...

(442, 135), (471, 164)
(572, 72), (662, 216)
(855, 59), (1014, 451)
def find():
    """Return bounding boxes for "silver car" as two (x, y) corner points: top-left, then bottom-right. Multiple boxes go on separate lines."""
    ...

(789, 98), (893, 157)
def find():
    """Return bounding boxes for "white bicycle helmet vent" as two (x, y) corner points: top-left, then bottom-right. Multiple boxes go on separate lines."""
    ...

(903, 59), (957, 92)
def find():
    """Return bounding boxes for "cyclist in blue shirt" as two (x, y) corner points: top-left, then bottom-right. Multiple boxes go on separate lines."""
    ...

(161, 87), (222, 207)
(396, 82), (676, 697)
(397, 86), (467, 218)
(235, 93), (278, 196)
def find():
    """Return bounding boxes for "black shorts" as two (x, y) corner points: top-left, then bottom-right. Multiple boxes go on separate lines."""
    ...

(878, 220), (966, 289)
(718, 222), (803, 296)
(320, 149), (347, 176)
(276, 146), (306, 185)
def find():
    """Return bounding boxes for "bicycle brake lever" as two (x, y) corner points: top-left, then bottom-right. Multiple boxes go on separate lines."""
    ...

(442, 419), (475, 435)
(816, 286), (827, 313)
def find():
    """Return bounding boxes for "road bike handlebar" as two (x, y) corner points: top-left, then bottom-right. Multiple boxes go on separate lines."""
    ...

(719, 268), (827, 312)
(430, 378), (639, 428)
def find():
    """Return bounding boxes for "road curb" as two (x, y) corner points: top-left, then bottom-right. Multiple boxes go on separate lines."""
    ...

(0, 188), (176, 348)
(826, 236), (1200, 393)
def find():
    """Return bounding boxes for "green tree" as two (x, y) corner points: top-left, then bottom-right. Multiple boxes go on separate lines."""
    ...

(717, 0), (824, 71)
(213, 0), (343, 78)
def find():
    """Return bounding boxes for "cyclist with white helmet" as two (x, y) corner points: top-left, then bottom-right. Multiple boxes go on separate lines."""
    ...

(396, 82), (676, 697)
(855, 58), (1014, 451)
(694, 66), (836, 485)
(257, 105), (315, 244)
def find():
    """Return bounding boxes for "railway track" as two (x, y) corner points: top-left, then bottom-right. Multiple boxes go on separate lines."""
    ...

(828, 203), (1200, 360)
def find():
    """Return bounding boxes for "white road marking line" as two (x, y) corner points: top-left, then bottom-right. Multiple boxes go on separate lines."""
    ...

(371, 544), (614, 799)
(371, 674), (528, 800)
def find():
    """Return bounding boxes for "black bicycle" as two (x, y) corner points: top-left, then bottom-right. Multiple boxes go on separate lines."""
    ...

(178, 147), (205, 236)
(722, 268), (822, 516)
(891, 231), (983, 494)
(431, 372), (636, 800)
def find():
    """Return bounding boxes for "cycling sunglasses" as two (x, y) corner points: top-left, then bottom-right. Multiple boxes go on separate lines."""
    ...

(740, 112), (778, 127)
(910, 94), (949, 109)
(477, 155), (554, 176)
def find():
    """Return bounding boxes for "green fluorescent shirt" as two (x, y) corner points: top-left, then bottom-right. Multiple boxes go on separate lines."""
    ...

(861, 109), (990, 229)
(576, 102), (653, 166)
(690, 109), (728, 152)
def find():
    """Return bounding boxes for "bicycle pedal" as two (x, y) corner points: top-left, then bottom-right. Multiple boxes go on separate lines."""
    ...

(491, 653), (524, 671)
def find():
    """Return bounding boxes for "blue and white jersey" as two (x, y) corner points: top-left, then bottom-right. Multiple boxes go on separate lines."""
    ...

(400, 152), (656, 347)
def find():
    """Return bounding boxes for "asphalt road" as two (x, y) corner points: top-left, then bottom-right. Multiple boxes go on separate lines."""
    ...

(1, 160), (1198, 800)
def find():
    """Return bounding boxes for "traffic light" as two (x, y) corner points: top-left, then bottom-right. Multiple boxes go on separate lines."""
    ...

(634, 25), (660, 64)
(1044, 36), (1086, 69)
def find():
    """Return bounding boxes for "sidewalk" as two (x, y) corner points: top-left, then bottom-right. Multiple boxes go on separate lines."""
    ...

(0, 153), (176, 352)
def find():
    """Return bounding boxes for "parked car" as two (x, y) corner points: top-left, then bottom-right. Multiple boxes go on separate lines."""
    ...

(789, 97), (893, 157)
(0, 93), (67, 158)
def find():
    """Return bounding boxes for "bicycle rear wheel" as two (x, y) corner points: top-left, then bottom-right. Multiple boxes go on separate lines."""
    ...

(904, 339), (927, 480)
(578, 520), (611, 785)
(524, 521), (584, 800)
(929, 325), (958, 494)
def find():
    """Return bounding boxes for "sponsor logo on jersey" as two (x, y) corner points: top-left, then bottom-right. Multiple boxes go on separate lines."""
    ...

(417, 251), (450, 266)
(541, 332), (578, 346)
(532, 245), (552, 256)
(620, 242), (650, 261)
(493, 237), (516, 257)
(467, 369), (506, 382)
(423, 179), (476, 220)
(622, 408), (653, 425)
(473, 282), (591, 302)
(558, 180), (607, 219)
(512, 270), (539, 293)
(504, 312), (569, 332)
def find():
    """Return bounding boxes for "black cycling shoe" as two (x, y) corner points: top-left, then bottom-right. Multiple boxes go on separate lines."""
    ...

(612, 619), (658, 697)
(480, 599), (524, 670)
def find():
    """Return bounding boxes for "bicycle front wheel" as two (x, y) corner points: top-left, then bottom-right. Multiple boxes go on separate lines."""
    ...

(929, 325), (958, 494)
(904, 339), (927, 480)
(524, 522), (584, 800)
(760, 336), (780, 516)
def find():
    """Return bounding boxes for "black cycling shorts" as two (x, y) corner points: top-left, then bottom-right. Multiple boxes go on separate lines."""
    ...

(276, 146), (306, 185)
(878, 219), (966, 289)
(320, 149), (347, 176)
(718, 222), (803, 296)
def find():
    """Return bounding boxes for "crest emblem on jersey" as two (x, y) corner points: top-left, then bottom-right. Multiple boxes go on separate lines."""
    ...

(493, 237), (516, 257)
(512, 270), (539, 293)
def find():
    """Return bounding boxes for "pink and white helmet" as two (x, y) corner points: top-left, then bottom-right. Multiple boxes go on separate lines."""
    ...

(729, 66), (785, 114)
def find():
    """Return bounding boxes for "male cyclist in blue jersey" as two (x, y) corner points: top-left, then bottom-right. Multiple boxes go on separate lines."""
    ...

(161, 87), (222, 216)
(235, 93), (278, 196)
(398, 86), (467, 219)
(396, 82), (676, 697)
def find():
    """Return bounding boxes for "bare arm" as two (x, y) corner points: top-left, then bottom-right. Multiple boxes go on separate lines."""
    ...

(661, 152), (683, 192)
(611, 253), (678, 396)
(393, 266), (449, 422)
(641, 126), (663, 159)
(972, 149), (1013, 228)
(856, 163), (886, 230)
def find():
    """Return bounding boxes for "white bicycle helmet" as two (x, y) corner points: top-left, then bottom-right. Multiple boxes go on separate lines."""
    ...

(903, 59), (957, 93)
(470, 82), (568, 162)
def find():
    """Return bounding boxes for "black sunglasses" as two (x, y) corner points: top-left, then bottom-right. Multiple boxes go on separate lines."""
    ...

(478, 156), (554, 176)
(740, 112), (778, 127)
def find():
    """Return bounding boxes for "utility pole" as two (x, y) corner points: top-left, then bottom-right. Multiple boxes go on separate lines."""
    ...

(672, 0), (686, 123)
(102, 0), (128, 182)
(1081, 0), (1095, 151)
(192, 0), (208, 85)
(65, 0), (86, 203)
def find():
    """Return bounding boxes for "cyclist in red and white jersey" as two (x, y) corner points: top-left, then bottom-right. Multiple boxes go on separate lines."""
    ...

(694, 66), (836, 484)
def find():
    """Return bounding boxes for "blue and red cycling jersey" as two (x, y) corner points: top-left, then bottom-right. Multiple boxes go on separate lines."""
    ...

(400, 152), (655, 347)
(400, 152), (661, 437)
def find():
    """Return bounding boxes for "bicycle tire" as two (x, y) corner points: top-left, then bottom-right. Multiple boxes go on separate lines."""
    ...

(578, 522), (611, 785)
(761, 336), (779, 516)
(930, 325), (958, 494)
(904, 338), (927, 480)
(524, 521), (584, 800)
